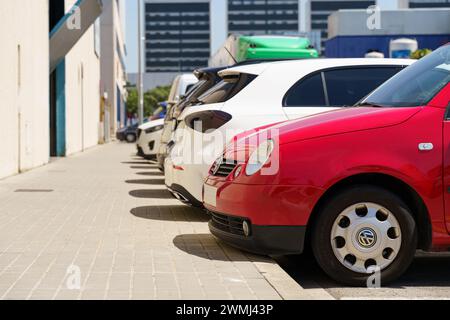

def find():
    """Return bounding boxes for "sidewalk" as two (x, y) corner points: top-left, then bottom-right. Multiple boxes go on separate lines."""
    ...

(0, 142), (326, 300)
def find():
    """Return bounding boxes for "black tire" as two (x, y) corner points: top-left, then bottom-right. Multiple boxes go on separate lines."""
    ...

(126, 133), (136, 143)
(311, 185), (417, 287)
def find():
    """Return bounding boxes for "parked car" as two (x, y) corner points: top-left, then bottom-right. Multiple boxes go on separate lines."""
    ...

(167, 73), (198, 108)
(157, 60), (305, 172)
(136, 119), (165, 160)
(116, 123), (139, 143)
(157, 67), (226, 171)
(204, 44), (450, 286)
(166, 58), (415, 207)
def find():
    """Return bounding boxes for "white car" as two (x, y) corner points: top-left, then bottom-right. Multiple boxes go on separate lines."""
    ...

(165, 58), (415, 207)
(167, 73), (198, 107)
(136, 119), (165, 161)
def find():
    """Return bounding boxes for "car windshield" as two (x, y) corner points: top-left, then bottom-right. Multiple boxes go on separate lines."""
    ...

(361, 45), (450, 107)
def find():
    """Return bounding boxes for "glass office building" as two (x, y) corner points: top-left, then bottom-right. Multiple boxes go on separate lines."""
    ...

(227, 0), (300, 35)
(144, 0), (210, 72)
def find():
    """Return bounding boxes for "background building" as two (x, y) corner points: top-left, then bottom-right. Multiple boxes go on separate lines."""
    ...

(227, 0), (300, 35)
(325, 8), (450, 57)
(310, 0), (376, 54)
(132, 0), (450, 91)
(410, 0), (450, 8)
(100, 0), (128, 141)
(135, 0), (387, 89)
(144, 0), (210, 73)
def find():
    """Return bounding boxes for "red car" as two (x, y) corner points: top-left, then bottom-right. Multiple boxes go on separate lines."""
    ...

(203, 44), (450, 286)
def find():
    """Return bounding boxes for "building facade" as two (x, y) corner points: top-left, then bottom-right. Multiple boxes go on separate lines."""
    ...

(144, 0), (211, 73)
(0, 0), (104, 179)
(310, 0), (376, 54)
(138, 0), (450, 90)
(64, 1), (101, 155)
(140, 0), (383, 89)
(227, 0), (300, 35)
(410, 0), (450, 8)
(325, 8), (450, 57)
(0, 0), (50, 179)
(100, 0), (128, 140)
(49, 0), (102, 157)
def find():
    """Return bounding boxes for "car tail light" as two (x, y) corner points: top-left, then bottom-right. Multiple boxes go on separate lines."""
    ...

(184, 110), (232, 133)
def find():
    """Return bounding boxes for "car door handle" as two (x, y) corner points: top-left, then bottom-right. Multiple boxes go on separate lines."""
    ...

(418, 143), (434, 151)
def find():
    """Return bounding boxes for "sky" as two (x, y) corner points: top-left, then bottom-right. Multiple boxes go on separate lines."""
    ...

(126, 0), (139, 74)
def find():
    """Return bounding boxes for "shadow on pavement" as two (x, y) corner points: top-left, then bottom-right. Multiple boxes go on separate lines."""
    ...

(131, 205), (208, 222)
(276, 251), (450, 289)
(130, 166), (158, 170)
(129, 189), (174, 199)
(126, 179), (165, 185)
(173, 233), (270, 262)
(122, 161), (152, 165)
(135, 171), (163, 177)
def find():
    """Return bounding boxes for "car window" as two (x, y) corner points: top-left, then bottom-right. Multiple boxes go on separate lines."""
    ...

(198, 73), (257, 105)
(184, 83), (196, 95)
(325, 67), (403, 107)
(363, 45), (450, 107)
(284, 73), (326, 107)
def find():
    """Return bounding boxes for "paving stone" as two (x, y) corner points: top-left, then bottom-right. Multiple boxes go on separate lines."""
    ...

(0, 143), (308, 300)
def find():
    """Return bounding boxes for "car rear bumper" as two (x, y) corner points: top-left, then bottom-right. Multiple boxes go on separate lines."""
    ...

(208, 211), (306, 255)
(167, 184), (204, 208)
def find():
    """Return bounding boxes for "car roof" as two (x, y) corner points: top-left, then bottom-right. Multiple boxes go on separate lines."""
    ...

(219, 58), (415, 77)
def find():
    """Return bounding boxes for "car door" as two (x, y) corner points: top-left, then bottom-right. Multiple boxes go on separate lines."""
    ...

(283, 66), (404, 120)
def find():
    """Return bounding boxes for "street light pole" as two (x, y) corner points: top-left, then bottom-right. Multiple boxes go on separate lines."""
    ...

(137, 0), (144, 125)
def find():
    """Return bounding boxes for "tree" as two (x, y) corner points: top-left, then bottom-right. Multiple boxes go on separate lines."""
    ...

(144, 85), (171, 117)
(126, 88), (138, 116)
(411, 49), (432, 60)
(126, 85), (171, 118)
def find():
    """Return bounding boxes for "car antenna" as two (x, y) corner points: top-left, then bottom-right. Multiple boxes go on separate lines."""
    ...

(224, 46), (238, 64)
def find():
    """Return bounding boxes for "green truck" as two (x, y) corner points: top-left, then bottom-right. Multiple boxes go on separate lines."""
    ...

(209, 35), (319, 67)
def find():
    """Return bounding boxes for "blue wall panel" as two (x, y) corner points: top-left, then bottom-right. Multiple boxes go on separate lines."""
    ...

(325, 35), (450, 58)
(56, 60), (66, 157)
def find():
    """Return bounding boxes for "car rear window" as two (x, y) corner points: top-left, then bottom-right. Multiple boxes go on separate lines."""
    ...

(197, 73), (257, 105)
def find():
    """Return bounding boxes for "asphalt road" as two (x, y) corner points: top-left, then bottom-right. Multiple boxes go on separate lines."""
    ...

(275, 251), (450, 299)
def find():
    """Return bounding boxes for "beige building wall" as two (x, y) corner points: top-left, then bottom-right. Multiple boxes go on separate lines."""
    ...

(0, 0), (49, 179)
(101, 0), (127, 141)
(65, 0), (101, 155)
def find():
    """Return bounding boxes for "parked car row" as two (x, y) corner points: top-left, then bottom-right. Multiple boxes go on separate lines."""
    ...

(135, 74), (198, 159)
(137, 44), (450, 286)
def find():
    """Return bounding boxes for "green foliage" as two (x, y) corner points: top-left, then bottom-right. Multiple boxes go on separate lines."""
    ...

(410, 49), (433, 60)
(126, 85), (171, 117)
(126, 88), (138, 115)
(144, 85), (171, 116)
